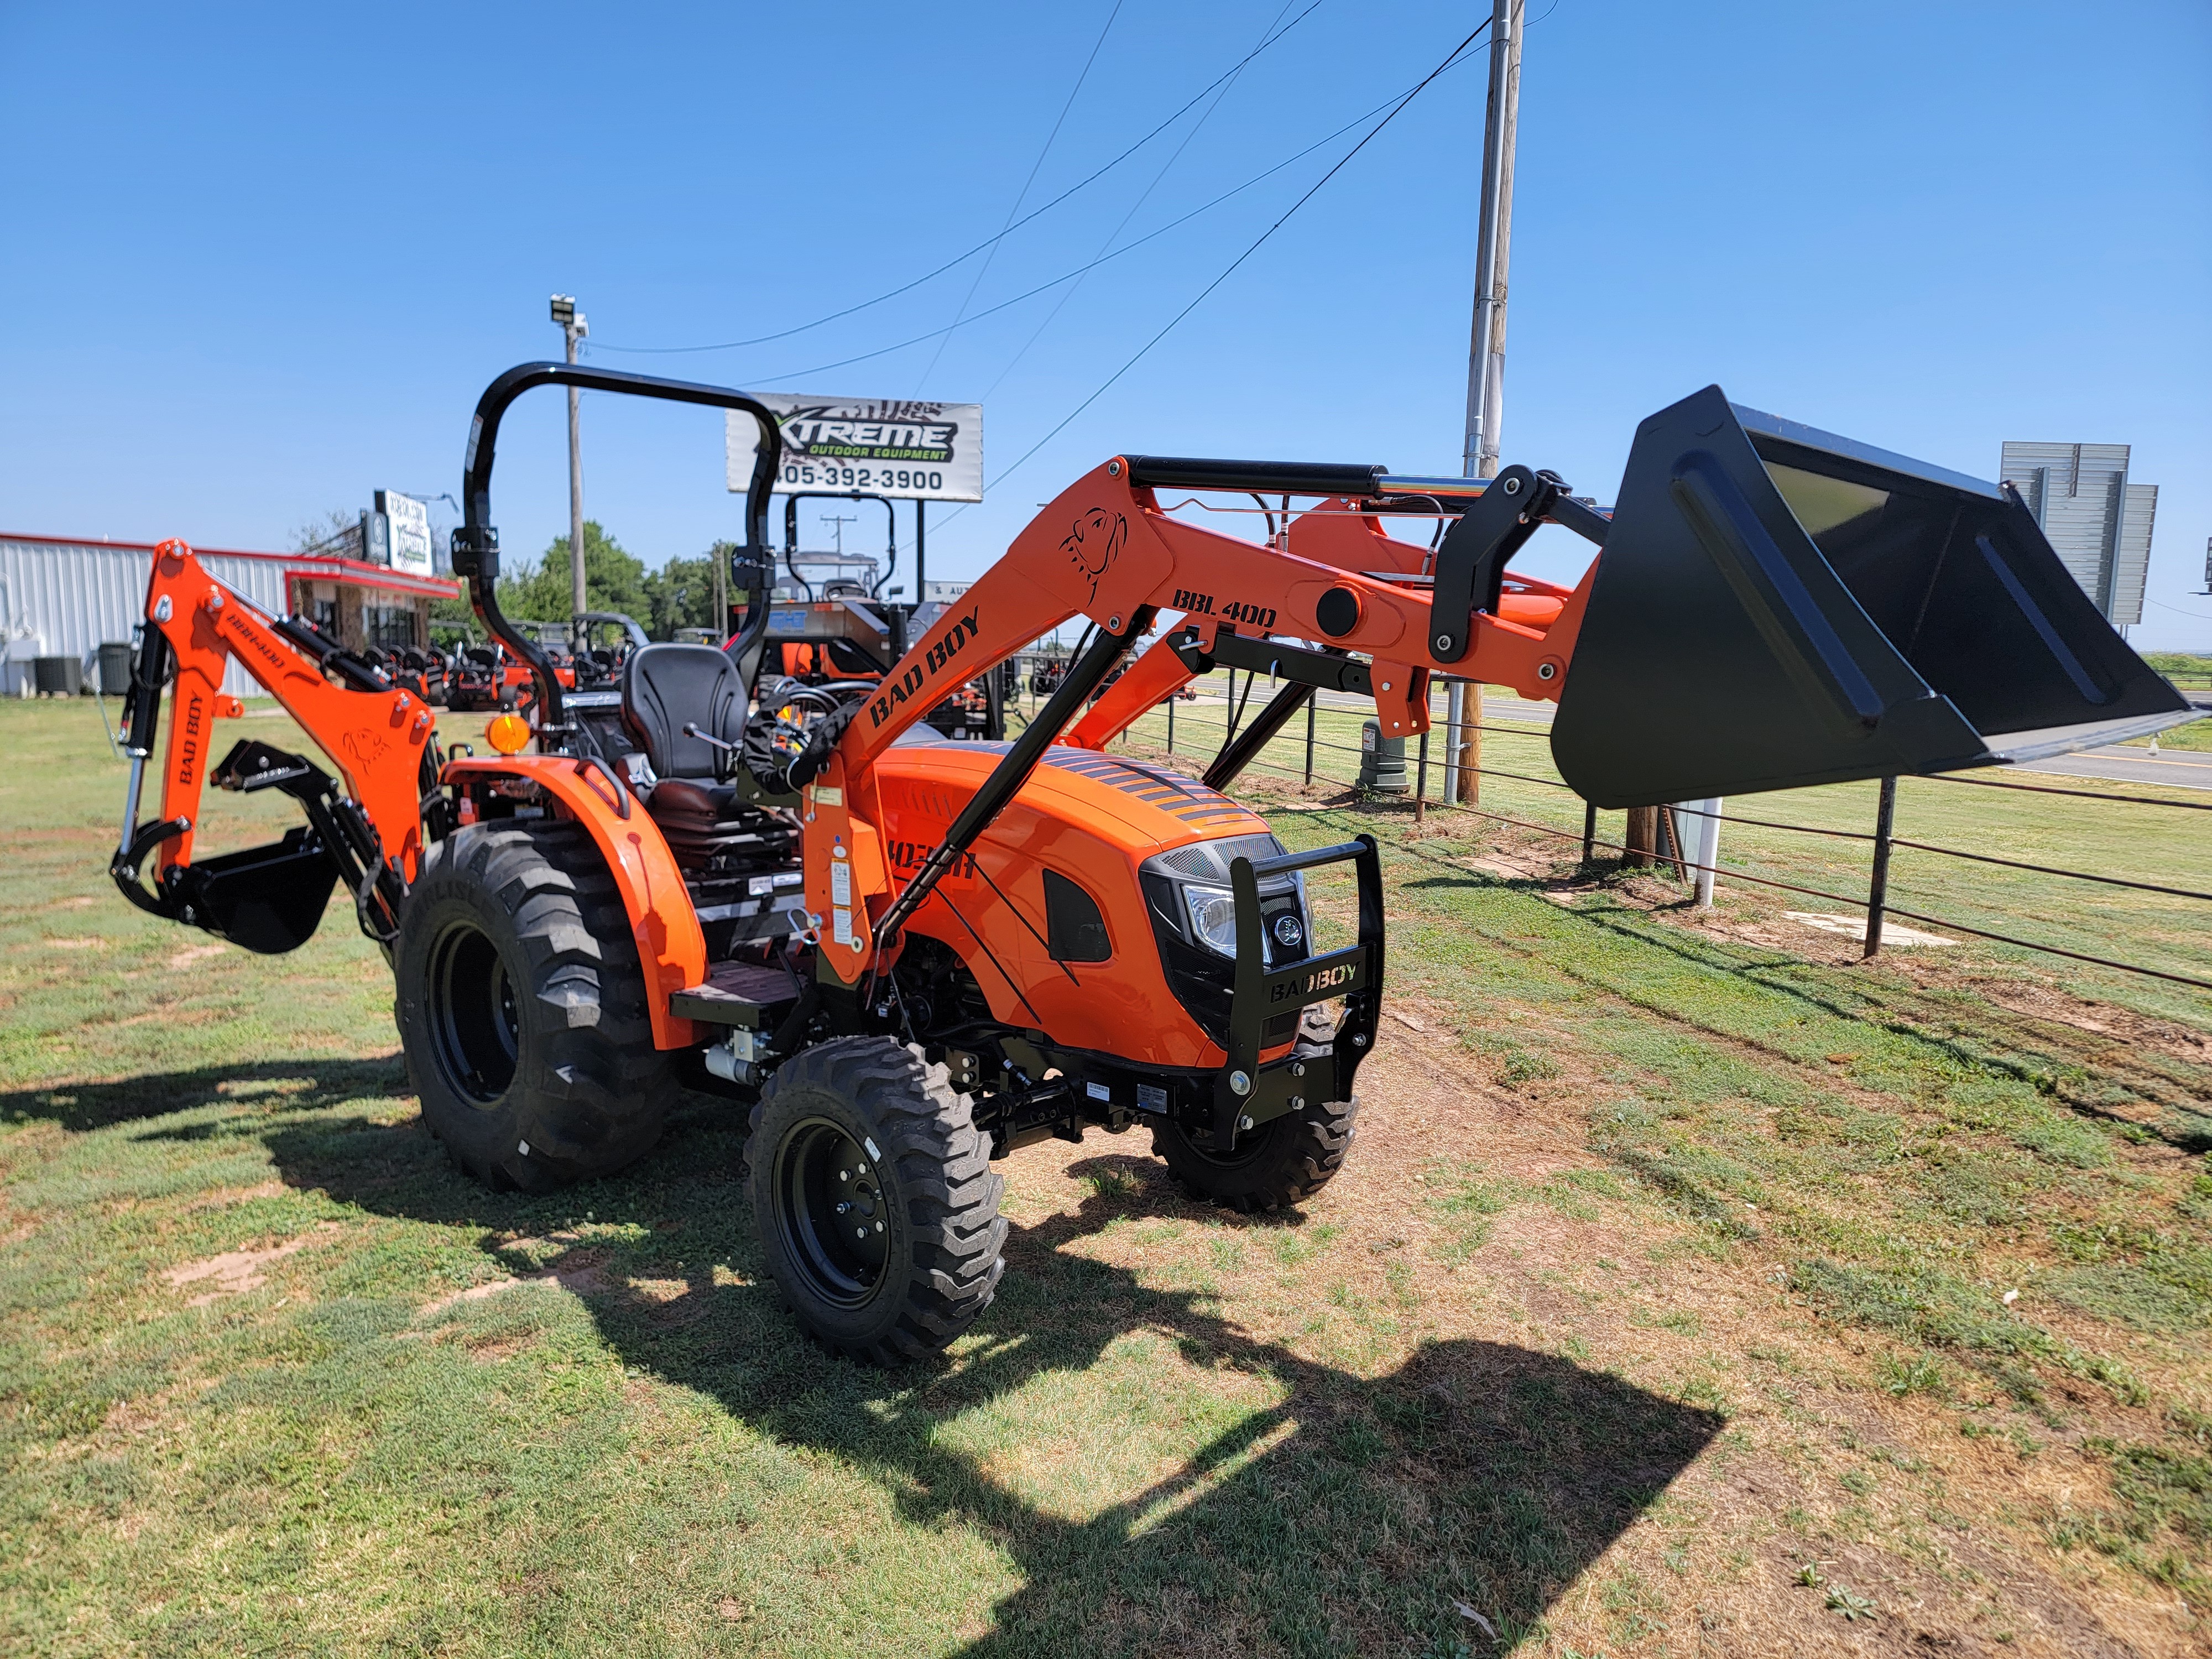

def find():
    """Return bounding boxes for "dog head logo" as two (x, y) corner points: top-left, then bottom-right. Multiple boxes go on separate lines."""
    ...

(342, 728), (390, 769)
(1062, 508), (1126, 602)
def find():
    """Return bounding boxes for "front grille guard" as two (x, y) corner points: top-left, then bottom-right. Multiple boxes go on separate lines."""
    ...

(1212, 835), (1384, 1151)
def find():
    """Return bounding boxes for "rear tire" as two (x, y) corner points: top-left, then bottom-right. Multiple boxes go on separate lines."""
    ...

(1154, 1090), (1357, 1213)
(395, 821), (672, 1193)
(749, 1038), (1004, 1364)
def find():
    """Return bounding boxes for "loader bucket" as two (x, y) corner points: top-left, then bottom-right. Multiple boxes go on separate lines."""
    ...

(1551, 385), (2193, 808)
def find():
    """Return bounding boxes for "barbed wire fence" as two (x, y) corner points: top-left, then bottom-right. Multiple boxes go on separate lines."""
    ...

(1009, 661), (2212, 999)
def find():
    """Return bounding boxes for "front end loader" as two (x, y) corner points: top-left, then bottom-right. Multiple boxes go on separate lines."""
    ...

(112, 363), (2193, 1363)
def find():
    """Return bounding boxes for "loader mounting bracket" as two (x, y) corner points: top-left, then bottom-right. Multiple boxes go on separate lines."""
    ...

(1432, 465), (1563, 662)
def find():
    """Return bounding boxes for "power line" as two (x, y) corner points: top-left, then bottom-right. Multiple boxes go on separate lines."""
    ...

(738, 73), (1454, 393)
(982, 15), (1495, 494)
(915, 0), (1125, 394)
(590, 1), (1328, 358)
(880, 23), (1486, 560)
(979, 0), (1297, 403)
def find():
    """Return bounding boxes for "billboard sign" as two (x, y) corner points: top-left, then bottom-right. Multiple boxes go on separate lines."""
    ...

(375, 491), (434, 576)
(727, 395), (982, 503)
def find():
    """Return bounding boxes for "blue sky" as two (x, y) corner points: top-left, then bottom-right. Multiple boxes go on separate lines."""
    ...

(3, 0), (2207, 645)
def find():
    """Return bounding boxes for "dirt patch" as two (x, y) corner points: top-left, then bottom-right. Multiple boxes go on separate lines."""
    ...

(1970, 979), (2212, 1069)
(420, 1249), (613, 1315)
(164, 944), (227, 969)
(161, 1222), (341, 1306)
(182, 1180), (288, 1211)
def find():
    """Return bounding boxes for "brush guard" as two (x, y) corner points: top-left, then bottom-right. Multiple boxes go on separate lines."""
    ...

(1211, 836), (1384, 1152)
(111, 738), (402, 954)
(1548, 386), (2194, 807)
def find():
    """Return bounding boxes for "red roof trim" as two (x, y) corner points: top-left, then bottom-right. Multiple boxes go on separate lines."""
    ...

(0, 533), (459, 598)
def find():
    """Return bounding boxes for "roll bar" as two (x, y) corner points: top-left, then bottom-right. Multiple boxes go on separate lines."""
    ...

(781, 491), (900, 602)
(450, 361), (784, 737)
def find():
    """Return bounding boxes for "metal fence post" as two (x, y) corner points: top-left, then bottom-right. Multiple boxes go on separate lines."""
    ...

(1415, 725), (1430, 824)
(1582, 800), (1597, 864)
(1166, 690), (1174, 753)
(1864, 775), (1898, 959)
(1303, 693), (1316, 786)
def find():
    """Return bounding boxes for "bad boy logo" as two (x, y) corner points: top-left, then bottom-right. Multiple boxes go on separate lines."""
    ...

(1062, 508), (1125, 602)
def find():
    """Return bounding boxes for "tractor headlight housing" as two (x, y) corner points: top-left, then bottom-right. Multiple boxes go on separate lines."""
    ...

(1139, 833), (1313, 1051)
(1181, 883), (1240, 958)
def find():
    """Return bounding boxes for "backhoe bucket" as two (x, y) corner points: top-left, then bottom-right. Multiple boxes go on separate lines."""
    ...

(1551, 385), (2193, 808)
(170, 827), (338, 954)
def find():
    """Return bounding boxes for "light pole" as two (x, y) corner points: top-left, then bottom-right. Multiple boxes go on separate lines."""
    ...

(551, 295), (588, 620)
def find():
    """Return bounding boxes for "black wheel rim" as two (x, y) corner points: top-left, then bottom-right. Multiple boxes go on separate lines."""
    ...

(775, 1117), (891, 1308)
(426, 917), (519, 1106)
(1182, 1113), (1281, 1170)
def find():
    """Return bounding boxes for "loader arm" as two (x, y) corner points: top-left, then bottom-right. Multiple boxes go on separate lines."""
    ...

(109, 538), (436, 950)
(809, 456), (1599, 984)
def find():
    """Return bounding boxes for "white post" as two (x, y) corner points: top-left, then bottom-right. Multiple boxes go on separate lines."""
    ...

(1683, 797), (1723, 907)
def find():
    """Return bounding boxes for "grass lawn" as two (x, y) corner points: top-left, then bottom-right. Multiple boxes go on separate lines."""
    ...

(3, 693), (2210, 1656)
(2120, 719), (2212, 754)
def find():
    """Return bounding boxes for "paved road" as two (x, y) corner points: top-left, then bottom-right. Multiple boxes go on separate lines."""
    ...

(1214, 685), (2212, 792)
(2013, 744), (2212, 792)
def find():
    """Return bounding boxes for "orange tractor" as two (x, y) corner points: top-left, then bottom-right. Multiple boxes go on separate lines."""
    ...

(112, 362), (2192, 1362)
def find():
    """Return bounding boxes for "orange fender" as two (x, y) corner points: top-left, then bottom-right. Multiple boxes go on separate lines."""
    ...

(444, 755), (705, 1051)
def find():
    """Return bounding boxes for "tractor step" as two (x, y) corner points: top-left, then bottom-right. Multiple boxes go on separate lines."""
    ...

(671, 958), (802, 1029)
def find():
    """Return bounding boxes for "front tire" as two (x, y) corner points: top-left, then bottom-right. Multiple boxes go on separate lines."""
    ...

(749, 1038), (1005, 1364)
(1154, 1091), (1357, 1213)
(395, 822), (672, 1192)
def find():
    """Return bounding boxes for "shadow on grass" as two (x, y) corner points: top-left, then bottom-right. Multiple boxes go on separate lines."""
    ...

(244, 1086), (1724, 1653)
(0, 1056), (409, 1133)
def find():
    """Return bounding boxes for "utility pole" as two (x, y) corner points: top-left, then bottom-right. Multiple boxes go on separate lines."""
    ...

(1449, 0), (1522, 808)
(1462, 0), (1521, 481)
(551, 295), (588, 620)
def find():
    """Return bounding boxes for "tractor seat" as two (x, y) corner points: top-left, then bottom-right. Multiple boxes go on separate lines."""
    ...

(621, 645), (751, 863)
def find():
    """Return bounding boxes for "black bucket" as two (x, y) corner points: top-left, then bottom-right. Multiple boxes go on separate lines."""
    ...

(169, 826), (338, 954)
(1551, 386), (2193, 808)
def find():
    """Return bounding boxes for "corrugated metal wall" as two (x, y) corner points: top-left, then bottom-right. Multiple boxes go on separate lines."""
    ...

(1997, 441), (2156, 627)
(1, 538), (296, 699)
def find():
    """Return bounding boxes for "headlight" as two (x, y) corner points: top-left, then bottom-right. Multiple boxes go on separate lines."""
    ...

(1180, 879), (1310, 963)
(1182, 883), (1239, 957)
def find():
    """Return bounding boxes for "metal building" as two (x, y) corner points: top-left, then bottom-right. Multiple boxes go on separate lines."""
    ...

(1997, 442), (2157, 631)
(0, 534), (459, 699)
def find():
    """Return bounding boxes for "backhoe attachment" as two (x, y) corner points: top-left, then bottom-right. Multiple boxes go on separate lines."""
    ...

(109, 539), (434, 953)
(1550, 386), (2194, 806)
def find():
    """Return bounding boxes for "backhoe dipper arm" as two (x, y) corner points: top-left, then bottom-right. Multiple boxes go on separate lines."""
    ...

(450, 362), (785, 738)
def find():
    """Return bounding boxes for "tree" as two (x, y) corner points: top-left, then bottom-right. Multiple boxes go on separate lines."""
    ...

(289, 509), (362, 558)
(495, 521), (651, 624)
(641, 542), (734, 639)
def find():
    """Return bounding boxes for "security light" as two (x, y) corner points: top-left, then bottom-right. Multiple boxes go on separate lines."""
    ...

(550, 295), (576, 326)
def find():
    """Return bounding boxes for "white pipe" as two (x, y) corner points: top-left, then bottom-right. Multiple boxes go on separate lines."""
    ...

(1681, 797), (1722, 907)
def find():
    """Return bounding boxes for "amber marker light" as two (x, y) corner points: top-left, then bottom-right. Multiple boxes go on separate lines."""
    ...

(485, 713), (532, 755)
